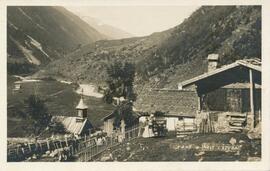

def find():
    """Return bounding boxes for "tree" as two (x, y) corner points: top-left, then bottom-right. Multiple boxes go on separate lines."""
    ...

(103, 61), (137, 128)
(103, 61), (136, 103)
(48, 120), (66, 134)
(23, 95), (51, 136)
(113, 102), (136, 128)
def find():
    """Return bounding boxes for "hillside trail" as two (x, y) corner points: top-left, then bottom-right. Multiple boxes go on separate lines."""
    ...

(75, 84), (103, 98)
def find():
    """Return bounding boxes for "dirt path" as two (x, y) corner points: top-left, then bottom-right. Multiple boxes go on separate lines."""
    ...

(76, 84), (103, 98)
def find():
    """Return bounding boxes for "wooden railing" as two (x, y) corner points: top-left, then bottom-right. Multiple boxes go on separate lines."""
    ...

(7, 125), (141, 162)
(76, 125), (141, 162)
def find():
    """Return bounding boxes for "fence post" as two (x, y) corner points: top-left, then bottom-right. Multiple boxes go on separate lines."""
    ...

(39, 143), (42, 152)
(84, 150), (86, 162)
(28, 143), (32, 152)
(89, 145), (92, 161)
(59, 141), (63, 149)
(55, 141), (58, 149)
(47, 140), (50, 151)
(71, 145), (74, 156)
(110, 136), (112, 146)
(97, 143), (99, 154)
(65, 137), (68, 147)
(21, 147), (25, 155)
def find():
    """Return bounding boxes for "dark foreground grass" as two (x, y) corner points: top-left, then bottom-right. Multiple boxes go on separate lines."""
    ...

(95, 133), (261, 161)
(7, 75), (115, 137)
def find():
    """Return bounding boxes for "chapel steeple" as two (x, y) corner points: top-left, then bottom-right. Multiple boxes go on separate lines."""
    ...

(76, 89), (88, 118)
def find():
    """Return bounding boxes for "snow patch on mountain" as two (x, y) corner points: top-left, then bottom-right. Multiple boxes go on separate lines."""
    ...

(27, 35), (51, 60)
(10, 36), (41, 65)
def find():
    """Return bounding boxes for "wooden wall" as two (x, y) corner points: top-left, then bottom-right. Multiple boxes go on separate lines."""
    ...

(203, 88), (261, 113)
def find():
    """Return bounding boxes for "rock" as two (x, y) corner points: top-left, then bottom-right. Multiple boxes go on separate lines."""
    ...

(229, 137), (237, 145)
(32, 154), (37, 159)
(100, 156), (111, 162)
(45, 150), (50, 155)
(100, 153), (113, 162)
(49, 149), (58, 157)
(42, 154), (48, 158)
(126, 143), (131, 151)
(239, 140), (245, 144)
(198, 156), (204, 162)
(195, 151), (205, 156)
(235, 150), (240, 155)
(248, 123), (261, 139)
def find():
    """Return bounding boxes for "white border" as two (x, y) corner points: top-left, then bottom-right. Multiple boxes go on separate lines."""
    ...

(1, 0), (269, 171)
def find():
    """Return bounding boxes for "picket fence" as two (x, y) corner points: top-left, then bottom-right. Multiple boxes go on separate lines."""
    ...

(7, 125), (141, 162)
(77, 125), (141, 162)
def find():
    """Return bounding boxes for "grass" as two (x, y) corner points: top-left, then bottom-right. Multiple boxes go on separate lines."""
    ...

(7, 75), (115, 137)
(94, 132), (261, 161)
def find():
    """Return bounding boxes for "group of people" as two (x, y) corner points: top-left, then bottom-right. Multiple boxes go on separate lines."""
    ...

(142, 114), (155, 138)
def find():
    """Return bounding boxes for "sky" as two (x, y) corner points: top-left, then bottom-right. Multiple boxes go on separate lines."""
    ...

(65, 6), (199, 37)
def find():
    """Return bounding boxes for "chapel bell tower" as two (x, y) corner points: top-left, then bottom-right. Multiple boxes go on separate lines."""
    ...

(76, 89), (88, 118)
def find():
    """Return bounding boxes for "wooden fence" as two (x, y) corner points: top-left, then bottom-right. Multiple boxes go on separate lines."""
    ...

(7, 137), (81, 161)
(77, 125), (141, 162)
(7, 125), (141, 162)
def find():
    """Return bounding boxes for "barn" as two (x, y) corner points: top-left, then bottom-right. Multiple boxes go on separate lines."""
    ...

(178, 55), (261, 133)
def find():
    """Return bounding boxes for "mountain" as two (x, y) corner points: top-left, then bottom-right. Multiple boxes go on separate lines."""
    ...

(36, 6), (261, 89)
(7, 6), (107, 75)
(81, 16), (133, 39)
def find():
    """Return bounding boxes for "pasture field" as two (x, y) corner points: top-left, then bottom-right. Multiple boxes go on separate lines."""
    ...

(7, 75), (115, 137)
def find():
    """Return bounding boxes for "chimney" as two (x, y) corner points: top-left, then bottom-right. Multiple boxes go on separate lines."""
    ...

(207, 54), (219, 72)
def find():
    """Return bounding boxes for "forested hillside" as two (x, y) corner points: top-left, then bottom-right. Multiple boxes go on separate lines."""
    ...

(36, 6), (261, 89)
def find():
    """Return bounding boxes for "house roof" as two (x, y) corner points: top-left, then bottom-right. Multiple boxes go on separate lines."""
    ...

(102, 102), (140, 121)
(178, 58), (261, 89)
(134, 89), (198, 117)
(52, 116), (92, 135)
(76, 98), (88, 109)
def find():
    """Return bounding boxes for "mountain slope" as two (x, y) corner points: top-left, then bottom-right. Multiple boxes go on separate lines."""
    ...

(37, 6), (261, 89)
(81, 16), (133, 39)
(7, 6), (106, 75)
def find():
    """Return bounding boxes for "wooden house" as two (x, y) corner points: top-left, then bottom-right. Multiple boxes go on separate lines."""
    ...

(178, 55), (261, 133)
(135, 89), (198, 132)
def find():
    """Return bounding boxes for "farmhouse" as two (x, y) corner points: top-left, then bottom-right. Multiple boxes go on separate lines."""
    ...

(178, 55), (261, 133)
(135, 89), (198, 131)
(135, 55), (261, 134)
(52, 93), (93, 136)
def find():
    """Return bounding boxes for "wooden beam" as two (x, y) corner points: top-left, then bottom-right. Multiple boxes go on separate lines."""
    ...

(198, 95), (201, 111)
(249, 69), (255, 128)
(196, 86), (202, 111)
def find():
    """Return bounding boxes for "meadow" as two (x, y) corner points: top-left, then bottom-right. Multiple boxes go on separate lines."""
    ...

(7, 75), (115, 137)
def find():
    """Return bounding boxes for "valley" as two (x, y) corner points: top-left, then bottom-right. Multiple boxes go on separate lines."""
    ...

(7, 75), (114, 137)
(5, 5), (263, 163)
